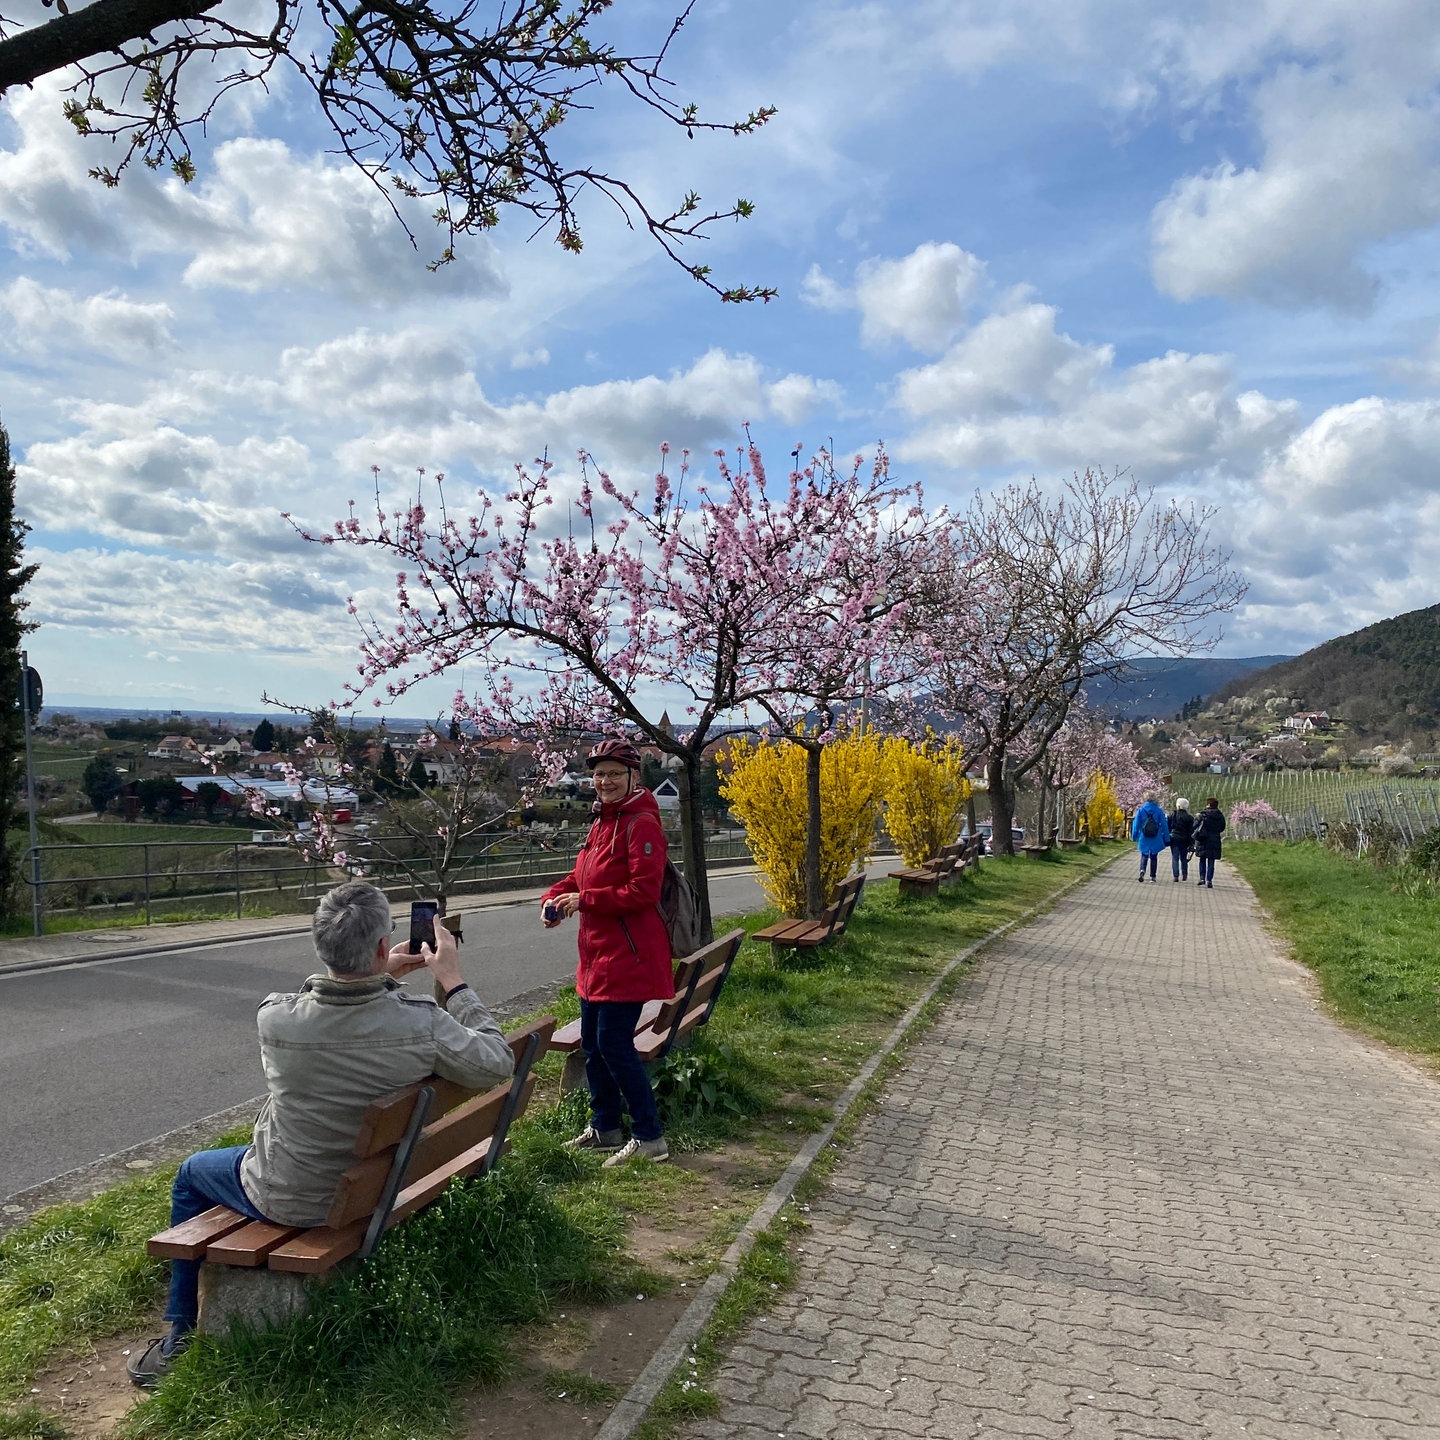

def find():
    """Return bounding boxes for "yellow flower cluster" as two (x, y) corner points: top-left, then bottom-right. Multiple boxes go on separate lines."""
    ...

(720, 729), (888, 916)
(880, 733), (972, 867)
(1085, 771), (1123, 838)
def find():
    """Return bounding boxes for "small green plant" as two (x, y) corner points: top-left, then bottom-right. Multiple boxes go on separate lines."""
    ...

(540, 1368), (620, 1405)
(654, 1041), (765, 1135)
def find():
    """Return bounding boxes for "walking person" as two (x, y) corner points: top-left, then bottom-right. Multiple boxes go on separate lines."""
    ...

(542, 737), (673, 1166)
(1131, 790), (1169, 883)
(1194, 796), (1227, 888)
(1167, 796), (1196, 882)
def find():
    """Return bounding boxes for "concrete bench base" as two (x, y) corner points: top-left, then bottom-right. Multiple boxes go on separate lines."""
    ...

(198, 1260), (351, 1336)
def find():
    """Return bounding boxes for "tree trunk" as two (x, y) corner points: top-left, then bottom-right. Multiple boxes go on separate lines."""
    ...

(677, 756), (714, 944)
(804, 742), (824, 919)
(987, 748), (1017, 855)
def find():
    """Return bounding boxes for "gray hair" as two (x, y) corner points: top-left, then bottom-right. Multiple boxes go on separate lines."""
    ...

(1143, 790), (1158, 803)
(1175, 797), (1190, 810)
(312, 881), (391, 976)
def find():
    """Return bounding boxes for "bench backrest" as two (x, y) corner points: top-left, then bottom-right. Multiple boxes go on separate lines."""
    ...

(833, 873), (865, 931)
(639, 928), (746, 1059)
(327, 1016), (557, 1230)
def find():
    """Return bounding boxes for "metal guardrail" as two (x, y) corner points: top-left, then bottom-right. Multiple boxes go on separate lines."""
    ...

(24, 831), (757, 929)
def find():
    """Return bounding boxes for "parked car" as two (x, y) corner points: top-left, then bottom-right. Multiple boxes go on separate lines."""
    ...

(960, 820), (1026, 855)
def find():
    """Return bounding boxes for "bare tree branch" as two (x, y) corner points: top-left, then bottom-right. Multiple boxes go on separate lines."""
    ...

(0, 0), (777, 298)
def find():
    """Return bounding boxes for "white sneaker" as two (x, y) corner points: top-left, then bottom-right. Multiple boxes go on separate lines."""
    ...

(563, 1125), (623, 1152)
(602, 1136), (669, 1168)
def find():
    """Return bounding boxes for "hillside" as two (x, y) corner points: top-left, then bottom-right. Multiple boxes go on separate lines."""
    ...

(1209, 602), (1440, 738)
(1083, 655), (1293, 720)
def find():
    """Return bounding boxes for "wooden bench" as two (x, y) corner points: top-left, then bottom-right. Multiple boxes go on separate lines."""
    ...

(550, 928), (747, 1090)
(1018, 842), (1051, 858)
(751, 873), (866, 959)
(889, 847), (960, 898)
(147, 1016), (556, 1327)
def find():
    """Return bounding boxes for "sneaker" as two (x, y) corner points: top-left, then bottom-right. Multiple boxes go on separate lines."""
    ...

(1206, 882), (1213, 889)
(1138, 875), (1145, 883)
(563, 1125), (624, 1152)
(127, 1331), (189, 1389)
(602, 1136), (669, 1168)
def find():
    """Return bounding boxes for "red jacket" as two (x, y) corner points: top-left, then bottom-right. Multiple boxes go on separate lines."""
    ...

(543, 787), (674, 1003)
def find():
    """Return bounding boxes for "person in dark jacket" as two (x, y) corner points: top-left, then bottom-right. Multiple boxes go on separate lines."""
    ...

(542, 737), (673, 1166)
(1166, 796), (1196, 882)
(1194, 797), (1227, 888)
(1131, 791), (1169, 882)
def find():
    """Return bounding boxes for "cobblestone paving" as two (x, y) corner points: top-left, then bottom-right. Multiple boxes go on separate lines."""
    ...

(681, 860), (1440, 1439)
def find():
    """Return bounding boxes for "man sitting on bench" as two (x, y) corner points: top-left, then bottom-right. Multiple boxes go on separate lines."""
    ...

(128, 880), (515, 1388)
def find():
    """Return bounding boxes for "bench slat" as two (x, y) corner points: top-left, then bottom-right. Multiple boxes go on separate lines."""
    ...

(146, 1205), (252, 1261)
(551, 1000), (661, 1054)
(205, 1220), (305, 1267)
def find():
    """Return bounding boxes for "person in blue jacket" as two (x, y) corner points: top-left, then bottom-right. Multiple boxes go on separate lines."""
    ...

(1131, 791), (1169, 883)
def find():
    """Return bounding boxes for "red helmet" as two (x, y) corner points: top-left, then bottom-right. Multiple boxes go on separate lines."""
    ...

(586, 737), (642, 771)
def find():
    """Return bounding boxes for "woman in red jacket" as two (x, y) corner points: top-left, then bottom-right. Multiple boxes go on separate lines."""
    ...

(541, 738), (674, 1165)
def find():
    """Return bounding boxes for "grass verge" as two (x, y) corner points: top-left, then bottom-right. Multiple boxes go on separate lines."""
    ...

(1228, 839), (1440, 1059)
(0, 847), (1112, 1440)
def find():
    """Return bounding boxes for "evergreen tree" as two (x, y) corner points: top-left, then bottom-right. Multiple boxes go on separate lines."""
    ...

(0, 422), (37, 915)
(406, 752), (432, 789)
(82, 754), (122, 816)
(252, 718), (275, 753)
(378, 742), (401, 795)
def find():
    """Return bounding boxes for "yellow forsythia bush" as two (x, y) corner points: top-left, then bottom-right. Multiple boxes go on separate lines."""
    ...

(882, 734), (971, 866)
(1085, 771), (1123, 838)
(721, 728), (888, 916)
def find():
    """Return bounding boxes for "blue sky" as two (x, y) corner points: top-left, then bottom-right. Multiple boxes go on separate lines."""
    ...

(2, 0), (1439, 714)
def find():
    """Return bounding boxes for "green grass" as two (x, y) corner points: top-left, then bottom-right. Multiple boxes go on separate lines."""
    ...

(1229, 840), (1440, 1057)
(0, 1169), (177, 1402)
(0, 847), (1113, 1440)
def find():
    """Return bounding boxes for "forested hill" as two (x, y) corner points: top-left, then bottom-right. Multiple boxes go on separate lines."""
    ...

(1083, 655), (1292, 720)
(1209, 602), (1440, 736)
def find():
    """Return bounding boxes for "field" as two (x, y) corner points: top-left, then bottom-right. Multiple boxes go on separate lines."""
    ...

(1171, 770), (1440, 835)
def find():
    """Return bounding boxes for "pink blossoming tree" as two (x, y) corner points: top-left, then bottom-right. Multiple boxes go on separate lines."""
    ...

(291, 436), (938, 938)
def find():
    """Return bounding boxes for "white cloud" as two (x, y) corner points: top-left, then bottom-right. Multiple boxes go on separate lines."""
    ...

(1151, 67), (1440, 309)
(16, 428), (314, 556)
(767, 373), (844, 426)
(0, 278), (174, 358)
(1252, 396), (1440, 515)
(801, 243), (986, 351)
(28, 547), (357, 653)
(324, 347), (824, 474)
(894, 297), (1300, 477)
(0, 84), (502, 302)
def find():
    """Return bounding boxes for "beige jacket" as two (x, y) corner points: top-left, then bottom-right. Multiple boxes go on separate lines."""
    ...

(240, 972), (514, 1226)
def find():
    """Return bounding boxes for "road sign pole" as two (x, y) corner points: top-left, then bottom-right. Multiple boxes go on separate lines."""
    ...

(20, 650), (41, 936)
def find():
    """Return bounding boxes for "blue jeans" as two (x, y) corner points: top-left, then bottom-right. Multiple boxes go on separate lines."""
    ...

(579, 999), (662, 1142)
(1198, 855), (1216, 884)
(1170, 843), (1189, 880)
(165, 1146), (269, 1331)
(1138, 850), (1157, 879)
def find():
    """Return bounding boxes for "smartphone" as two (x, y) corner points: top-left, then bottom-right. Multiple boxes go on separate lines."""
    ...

(408, 900), (439, 955)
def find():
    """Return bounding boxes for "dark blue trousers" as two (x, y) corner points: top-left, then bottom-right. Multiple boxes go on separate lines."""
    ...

(579, 999), (662, 1142)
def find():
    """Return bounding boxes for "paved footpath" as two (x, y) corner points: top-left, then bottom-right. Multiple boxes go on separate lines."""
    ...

(681, 860), (1440, 1439)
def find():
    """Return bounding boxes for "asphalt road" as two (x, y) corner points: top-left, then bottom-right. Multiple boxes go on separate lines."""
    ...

(0, 868), (781, 1200)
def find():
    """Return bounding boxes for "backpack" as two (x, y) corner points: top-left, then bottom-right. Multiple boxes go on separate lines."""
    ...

(658, 858), (703, 958)
(1141, 813), (1158, 839)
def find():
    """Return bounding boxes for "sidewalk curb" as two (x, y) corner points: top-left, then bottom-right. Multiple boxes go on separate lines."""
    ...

(593, 851), (1122, 1440)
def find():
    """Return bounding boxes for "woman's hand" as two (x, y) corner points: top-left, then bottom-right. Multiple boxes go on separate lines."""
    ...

(541, 892), (580, 926)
